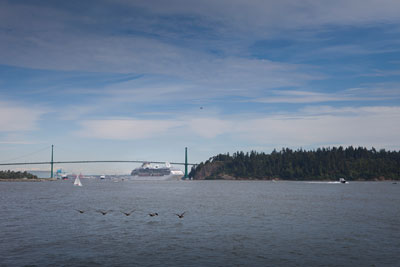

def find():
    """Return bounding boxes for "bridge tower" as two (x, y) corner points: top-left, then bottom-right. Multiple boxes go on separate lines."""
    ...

(184, 147), (188, 179)
(50, 145), (54, 178)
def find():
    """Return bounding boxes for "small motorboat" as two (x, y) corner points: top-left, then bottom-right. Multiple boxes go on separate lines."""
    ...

(339, 178), (348, 184)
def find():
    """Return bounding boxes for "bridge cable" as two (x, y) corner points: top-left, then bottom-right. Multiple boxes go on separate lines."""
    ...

(0, 145), (51, 163)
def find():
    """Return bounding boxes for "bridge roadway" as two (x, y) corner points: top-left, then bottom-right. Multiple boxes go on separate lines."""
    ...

(0, 160), (197, 179)
(0, 160), (197, 166)
(0, 147), (195, 178)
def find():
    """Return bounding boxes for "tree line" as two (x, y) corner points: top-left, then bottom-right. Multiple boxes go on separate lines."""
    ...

(0, 170), (38, 179)
(189, 146), (400, 180)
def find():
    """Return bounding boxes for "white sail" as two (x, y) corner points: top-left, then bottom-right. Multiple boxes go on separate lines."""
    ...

(74, 174), (82, 186)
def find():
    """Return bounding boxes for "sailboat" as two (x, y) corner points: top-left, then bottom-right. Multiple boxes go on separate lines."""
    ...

(74, 173), (83, 187)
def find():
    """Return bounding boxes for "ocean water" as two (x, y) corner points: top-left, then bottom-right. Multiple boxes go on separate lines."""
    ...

(0, 180), (399, 266)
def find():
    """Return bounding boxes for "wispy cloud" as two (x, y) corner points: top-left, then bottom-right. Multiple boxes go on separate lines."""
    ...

(73, 105), (400, 150)
(0, 140), (36, 145)
(248, 89), (390, 104)
(76, 119), (182, 140)
(0, 28), (323, 91)
(120, 0), (400, 35)
(75, 117), (233, 140)
(0, 100), (46, 132)
(187, 118), (233, 138)
(1, 0), (400, 168)
(236, 106), (400, 148)
(1, 0), (398, 105)
(359, 69), (400, 77)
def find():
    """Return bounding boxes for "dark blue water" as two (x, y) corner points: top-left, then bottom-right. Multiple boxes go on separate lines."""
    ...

(1, 180), (399, 266)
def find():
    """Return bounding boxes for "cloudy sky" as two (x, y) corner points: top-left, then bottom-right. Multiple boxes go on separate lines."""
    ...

(1, 0), (400, 174)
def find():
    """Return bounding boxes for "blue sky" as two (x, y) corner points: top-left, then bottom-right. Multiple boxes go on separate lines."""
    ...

(1, 0), (400, 174)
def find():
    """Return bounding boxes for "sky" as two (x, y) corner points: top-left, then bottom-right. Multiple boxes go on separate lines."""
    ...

(1, 0), (400, 174)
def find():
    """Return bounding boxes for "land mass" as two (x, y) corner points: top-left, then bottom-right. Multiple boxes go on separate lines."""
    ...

(0, 170), (39, 180)
(189, 146), (400, 181)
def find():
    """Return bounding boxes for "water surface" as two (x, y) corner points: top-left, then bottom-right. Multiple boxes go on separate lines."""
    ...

(1, 180), (399, 266)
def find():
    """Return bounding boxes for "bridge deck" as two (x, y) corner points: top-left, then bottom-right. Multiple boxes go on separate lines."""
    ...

(0, 160), (197, 166)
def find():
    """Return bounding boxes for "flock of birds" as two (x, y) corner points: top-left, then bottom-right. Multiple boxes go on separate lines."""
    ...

(75, 209), (186, 219)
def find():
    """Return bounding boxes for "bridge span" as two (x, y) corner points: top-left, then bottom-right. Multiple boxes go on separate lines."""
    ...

(0, 147), (197, 179)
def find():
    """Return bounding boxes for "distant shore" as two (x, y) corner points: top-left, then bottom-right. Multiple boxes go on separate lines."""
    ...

(201, 178), (398, 181)
(0, 177), (397, 182)
(0, 178), (58, 182)
(195, 175), (398, 182)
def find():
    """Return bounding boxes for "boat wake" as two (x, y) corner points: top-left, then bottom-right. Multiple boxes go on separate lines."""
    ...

(306, 181), (347, 184)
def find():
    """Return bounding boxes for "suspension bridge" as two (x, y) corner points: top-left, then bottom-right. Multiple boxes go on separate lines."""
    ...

(0, 146), (197, 179)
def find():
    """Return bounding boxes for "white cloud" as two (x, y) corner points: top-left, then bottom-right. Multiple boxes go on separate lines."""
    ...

(74, 106), (400, 150)
(251, 89), (392, 104)
(360, 70), (400, 77)
(121, 0), (400, 35)
(2, 0), (397, 108)
(0, 101), (45, 132)
(76, 117), (233, 140)
(1, 1), (400, 171)
(76, 119), (182, 140)
(0, 141), (35, 145)
(0, 28), (321, 93)
(235, 106), (400, 148)
(187, 118), (233, 138)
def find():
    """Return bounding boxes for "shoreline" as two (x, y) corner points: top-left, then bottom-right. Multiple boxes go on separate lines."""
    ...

(0, 178), (58, 182)
(1, 178), (397, 182)
(199, 177), (399, 182)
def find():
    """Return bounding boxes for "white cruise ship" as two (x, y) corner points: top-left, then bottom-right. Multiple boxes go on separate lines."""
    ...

(130, 162), (184, 180)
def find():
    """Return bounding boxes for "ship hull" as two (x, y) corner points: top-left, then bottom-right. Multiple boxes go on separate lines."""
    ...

(130, 173), (183, 181)
(130, 162), (184, 181)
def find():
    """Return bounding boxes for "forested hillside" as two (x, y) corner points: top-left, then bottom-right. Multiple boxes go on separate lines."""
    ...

(189, 147), (400, 180)
(0, 170), (38, 179)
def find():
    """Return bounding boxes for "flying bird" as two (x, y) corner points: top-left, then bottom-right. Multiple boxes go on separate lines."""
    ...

(121, 210), (135, 216)
(148, 212), (159, 217)
(175, 212), (186, 219)
(96, 210), (112, 215)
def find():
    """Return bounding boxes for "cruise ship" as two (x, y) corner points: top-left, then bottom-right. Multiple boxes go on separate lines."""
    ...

(130, 162), (184, 180)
